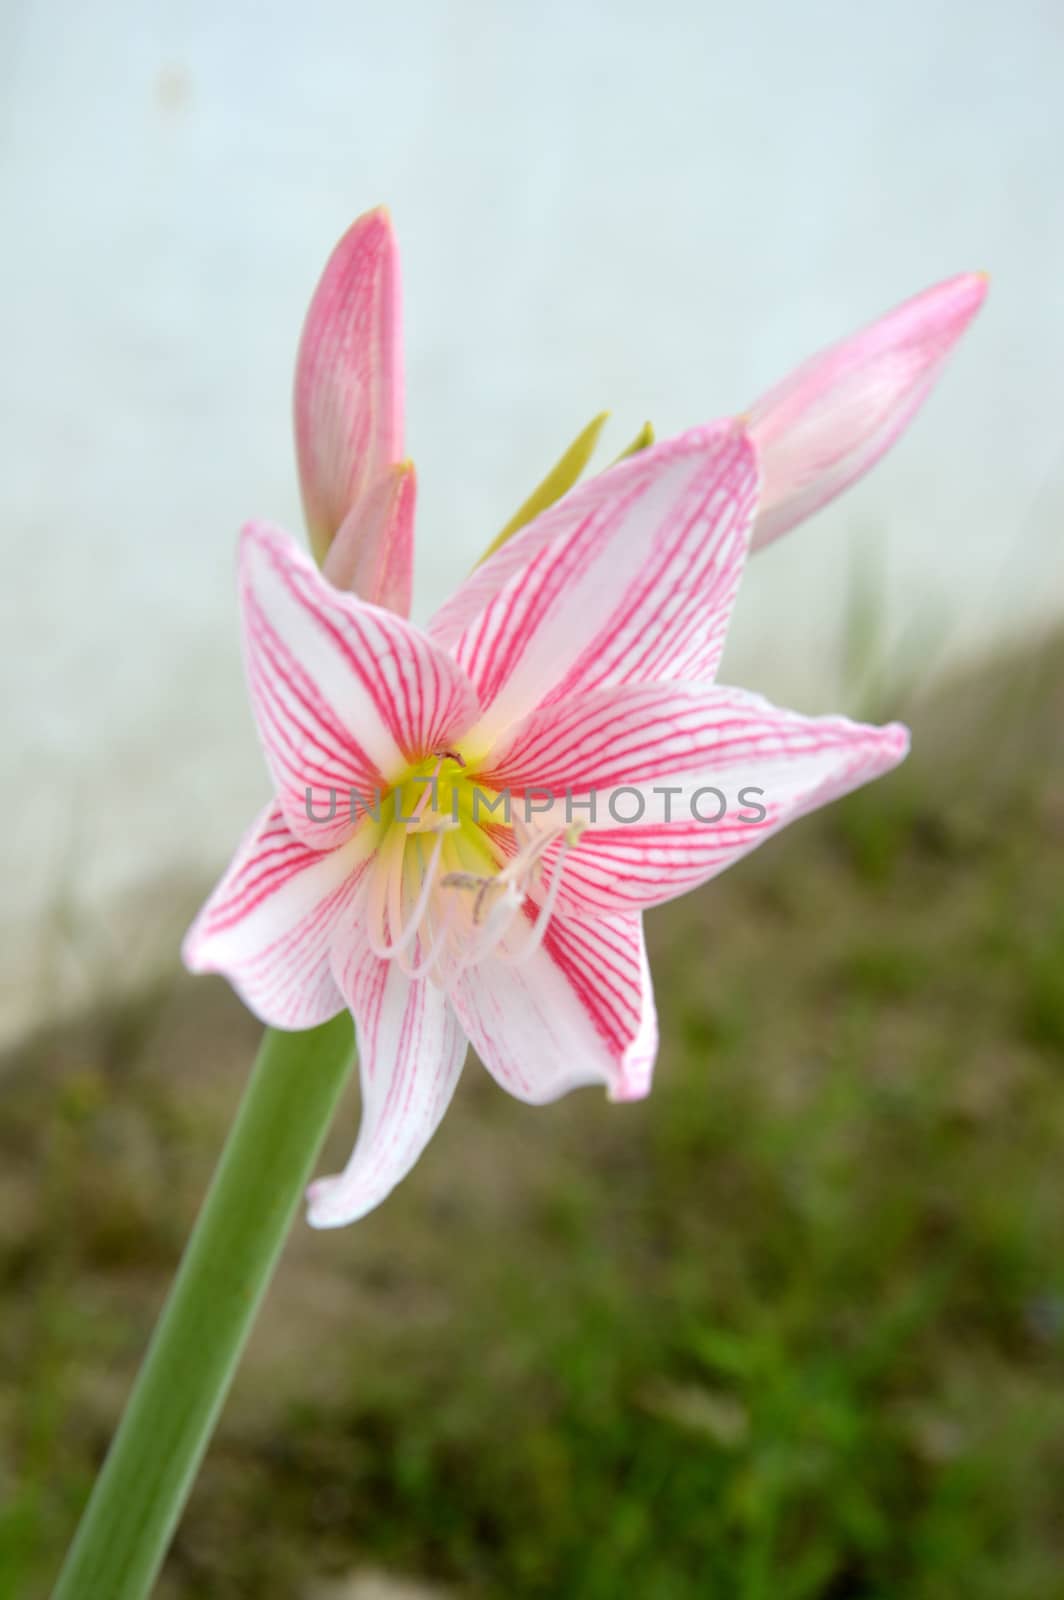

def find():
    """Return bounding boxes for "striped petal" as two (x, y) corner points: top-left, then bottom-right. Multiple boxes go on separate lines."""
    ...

(483, 679), (781, 797)
(505, 686), (911, 915)
(323, 459), (415, 618)
(182, 802), (372, 1029)
(450, 912), (657, 1105)
(748, 273), (988, 551)
(241, 522), (479, 848)
(294, 207), (404, 571)
(435, 423), (759, 750)
(307, 947), (468, 1227)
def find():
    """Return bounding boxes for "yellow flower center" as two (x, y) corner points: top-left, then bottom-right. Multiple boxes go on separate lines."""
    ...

(362, 751), (581, 985)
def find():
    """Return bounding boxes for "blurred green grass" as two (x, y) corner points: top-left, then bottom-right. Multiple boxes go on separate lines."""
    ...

(2, 635), (1063, 1599)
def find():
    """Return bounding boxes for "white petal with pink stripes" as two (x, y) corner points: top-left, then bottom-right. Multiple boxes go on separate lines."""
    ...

(436, 422), (759, 749)
(495, 685), (909, 916)
(189, 441), (910, 1227)
(182, 802), (374, 1030)
(451, 912), (658, 1108)
(307, 946), (469, 1228)
(241, 522), (478, 850)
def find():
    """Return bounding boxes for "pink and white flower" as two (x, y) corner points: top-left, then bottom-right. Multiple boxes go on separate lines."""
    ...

(184, 211), (985, 1226)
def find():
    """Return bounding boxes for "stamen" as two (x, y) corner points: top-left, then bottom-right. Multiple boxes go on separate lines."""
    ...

(436, 821), (584, 977)
(503, 824), (585, 965)
(364, 826), (401, 958)
(365, 824), (449, 961)
(402, 892), (460, 981)
(445, 878), (523, 977)
(367, 752), (586, 988)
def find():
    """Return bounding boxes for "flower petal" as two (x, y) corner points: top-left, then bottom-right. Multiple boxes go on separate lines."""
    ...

(182, 802), (372, 1029)
(450, 912), (657, 1105)
(747, 272), (988, 551)
(504, 686), (911, 915)
(294, 207), (404, 566)
(323, 459), (415, 617)
(241, 522), (479, 848)
(436, 422), (759, 749)
(483, 679), (776, 796)
(307, 947), (468, 1227)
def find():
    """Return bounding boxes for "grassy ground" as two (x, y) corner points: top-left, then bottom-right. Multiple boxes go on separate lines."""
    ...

(2, 636), (1063, 1599)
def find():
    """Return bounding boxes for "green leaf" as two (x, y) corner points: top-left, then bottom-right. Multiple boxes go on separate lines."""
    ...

(476, 411), (609, 565)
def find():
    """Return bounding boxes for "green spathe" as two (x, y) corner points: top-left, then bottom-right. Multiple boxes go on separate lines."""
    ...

(476, 414), (654, 566)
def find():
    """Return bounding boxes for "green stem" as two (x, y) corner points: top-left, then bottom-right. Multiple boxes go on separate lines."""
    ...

(52, 1015), (357, 1600)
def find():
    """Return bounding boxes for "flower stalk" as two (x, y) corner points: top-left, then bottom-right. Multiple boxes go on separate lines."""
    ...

(52, 1016), (356, 1600)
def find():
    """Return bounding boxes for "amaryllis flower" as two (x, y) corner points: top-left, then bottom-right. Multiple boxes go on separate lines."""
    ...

(184, 212), (985, 1226)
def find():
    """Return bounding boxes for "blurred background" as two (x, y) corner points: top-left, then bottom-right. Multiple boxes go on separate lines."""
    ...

(2, 2), (1063, 1596)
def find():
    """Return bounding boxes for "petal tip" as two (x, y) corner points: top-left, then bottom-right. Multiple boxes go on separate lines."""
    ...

(237, 518), (300, 579)
(239, 516), (279, 548)
(943, 269), (990, 325)
(179, 924), (207, 975)
(306, 1176), (359, 1230)
(865, 719), (911, 774)
(331, 203), (397, 261)
(608, 1061), (654, 1104)
(883, 720), (912, 761)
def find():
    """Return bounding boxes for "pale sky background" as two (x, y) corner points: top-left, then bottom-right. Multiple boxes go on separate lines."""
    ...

(1, 0), (1062, 1034)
